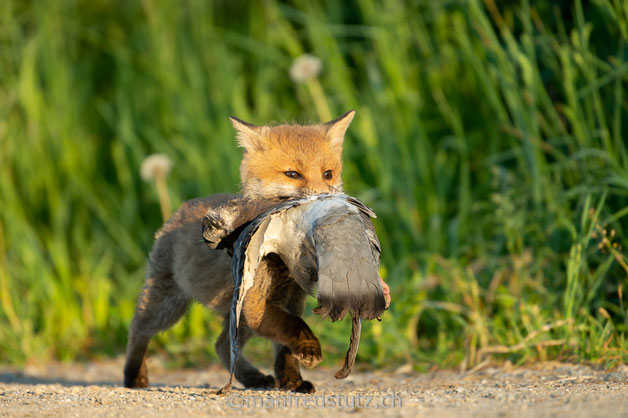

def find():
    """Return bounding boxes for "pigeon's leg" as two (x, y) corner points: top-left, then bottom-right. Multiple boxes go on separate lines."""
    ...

(243, 255), (322, 371)
(124, 270), (190, 388)
(271, 281), (316, 393)
(215, 318), (276, 389)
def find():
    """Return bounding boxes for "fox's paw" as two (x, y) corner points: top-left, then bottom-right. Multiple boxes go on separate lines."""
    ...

(243, 373), (276, 389)
(291, 337), (322, 369)
(124, 362), (149, 388)
(130, 374), (149, 388)
(295, 380), (315, 393)
(280, 378), (316, 393)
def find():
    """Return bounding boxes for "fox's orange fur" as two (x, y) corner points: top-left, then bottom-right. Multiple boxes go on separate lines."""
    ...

(123, 111), (355, 393)
(234, 112), (352, 199)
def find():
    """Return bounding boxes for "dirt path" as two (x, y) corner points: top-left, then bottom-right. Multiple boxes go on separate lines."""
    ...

(1, 358), (627, 417)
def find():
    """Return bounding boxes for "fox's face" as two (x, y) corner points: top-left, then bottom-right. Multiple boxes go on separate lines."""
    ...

(231, 111), (355, 200)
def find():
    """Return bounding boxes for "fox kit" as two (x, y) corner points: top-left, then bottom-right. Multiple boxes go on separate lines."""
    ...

(124, 111), (355, 393)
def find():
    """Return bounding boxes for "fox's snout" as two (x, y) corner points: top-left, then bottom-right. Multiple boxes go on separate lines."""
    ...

(302, 181), (338, 196)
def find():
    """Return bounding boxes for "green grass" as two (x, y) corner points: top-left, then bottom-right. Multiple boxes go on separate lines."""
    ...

(1, 0), (627, 370)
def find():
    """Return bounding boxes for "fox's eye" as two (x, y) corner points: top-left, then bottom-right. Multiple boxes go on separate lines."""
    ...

(284, 171), (303, 180)
(323, 170), (333, 180)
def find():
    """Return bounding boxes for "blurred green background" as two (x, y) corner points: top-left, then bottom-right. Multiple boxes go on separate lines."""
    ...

(1, 0), (627, 371)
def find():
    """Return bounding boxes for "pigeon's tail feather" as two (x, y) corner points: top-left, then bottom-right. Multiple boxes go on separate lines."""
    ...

(315, 274), (386, 321)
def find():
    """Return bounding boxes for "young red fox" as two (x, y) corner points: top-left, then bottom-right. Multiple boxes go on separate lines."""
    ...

(124, 111), (355, 393)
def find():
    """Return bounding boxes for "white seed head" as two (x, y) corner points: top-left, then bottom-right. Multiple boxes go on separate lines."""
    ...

(289, 54), (322, 83)
(140, 153), (172, 181)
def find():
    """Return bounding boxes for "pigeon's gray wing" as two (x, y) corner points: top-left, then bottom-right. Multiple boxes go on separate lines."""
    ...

(303, 197), (386, 321)
(224, 215), (270, 390)
(346, 195), (377, 219)
(346, 196), (381, 256)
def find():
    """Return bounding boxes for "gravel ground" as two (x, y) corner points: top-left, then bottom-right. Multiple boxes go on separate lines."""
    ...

(1, 358), (627, 417)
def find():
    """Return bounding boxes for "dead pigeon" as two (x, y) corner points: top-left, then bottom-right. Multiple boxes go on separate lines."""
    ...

(202, 194), (388, 392)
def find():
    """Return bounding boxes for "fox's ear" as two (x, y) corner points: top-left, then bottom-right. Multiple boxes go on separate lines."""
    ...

(324, 110), (355, 148)
(230, 116), (264, 152)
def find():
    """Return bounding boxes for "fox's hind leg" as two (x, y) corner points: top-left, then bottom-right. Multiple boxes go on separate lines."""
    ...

(124, 269), (190, 388)
(215, 318), (276, 389)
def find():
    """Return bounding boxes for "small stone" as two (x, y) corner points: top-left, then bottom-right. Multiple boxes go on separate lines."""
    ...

(395, 364), (413, 374)
(603, 373), (625, 382)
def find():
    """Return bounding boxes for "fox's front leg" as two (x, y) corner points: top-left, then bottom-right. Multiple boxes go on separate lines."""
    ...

(273, 343), (316, 393)
(242, 255), (322, 370)
(243, 291), (322, 369)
